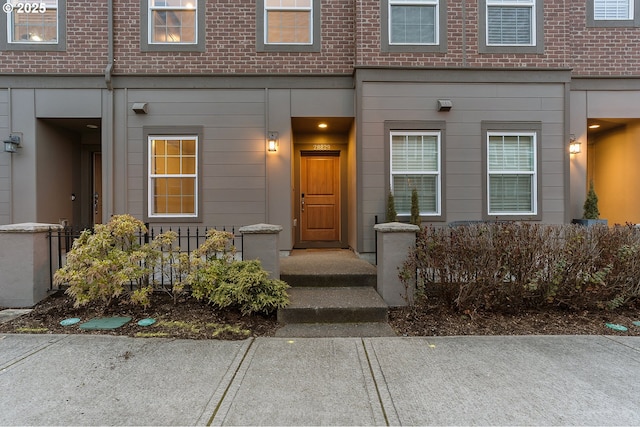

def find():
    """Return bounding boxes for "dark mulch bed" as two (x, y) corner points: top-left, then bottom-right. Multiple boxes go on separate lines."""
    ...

(1, 292), (638, 339)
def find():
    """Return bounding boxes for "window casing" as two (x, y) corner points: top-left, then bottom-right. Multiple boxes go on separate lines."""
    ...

(1, 0), (65, 51)
(390, 131), (441, 216)
(478, 0), (543, 53)
(148, 136), (198, 219)
(256, 0), (320, 52)
(587, 0), (640, 26)
(141, 0), (205, 52)
(381, 0), (447, 52)
(486, 132), (537, 216)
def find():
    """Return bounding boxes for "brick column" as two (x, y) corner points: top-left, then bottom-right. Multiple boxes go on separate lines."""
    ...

(0, 223), (62, 307)
(374, 222), (420, 307)
(239, 223), (283, 280)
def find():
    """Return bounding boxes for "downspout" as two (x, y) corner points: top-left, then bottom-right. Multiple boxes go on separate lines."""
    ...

(7, 88), (13, 224)
(104, 0), (114, 219)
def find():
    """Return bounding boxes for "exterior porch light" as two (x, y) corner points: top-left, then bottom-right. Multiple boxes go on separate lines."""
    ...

(569, 135), (581, 155)
(267, 131), (279, 152)
(3, 134), (21, 153)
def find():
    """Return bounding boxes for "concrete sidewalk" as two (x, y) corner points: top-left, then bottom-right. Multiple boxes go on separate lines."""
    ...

(1, 334), (639, 426)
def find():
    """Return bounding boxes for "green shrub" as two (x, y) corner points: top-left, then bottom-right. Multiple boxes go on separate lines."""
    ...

(410, 188), (420, 226)
(54, 214), (159, 308)
(401, 222), (640, 313)
(386, 190), (397, 222)
(188, 259), (289, 315)
(583, 181), (600, 219)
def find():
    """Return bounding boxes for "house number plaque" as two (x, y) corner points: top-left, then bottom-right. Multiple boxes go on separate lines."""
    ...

(313, 144), (331, 151)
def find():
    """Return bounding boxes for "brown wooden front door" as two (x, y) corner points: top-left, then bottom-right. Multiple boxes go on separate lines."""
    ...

(300, 152), (340, 241)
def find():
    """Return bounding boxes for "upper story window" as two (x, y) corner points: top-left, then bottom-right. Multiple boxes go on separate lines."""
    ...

(389, 0), (439, 45)
(595, 0), (633, 19)
(479, 0), (543, 53)
(141, 0), (205, 52)
(588, 0), (640, 26)
(486, 0), (535, 46)
(381, 0), (447, 52)
(149, 0), (196, 44)
(256, 0), (320, 52)
(1, 0), (65, 51)
(264, 0), (312, 44)
(390, 131), (442, 216)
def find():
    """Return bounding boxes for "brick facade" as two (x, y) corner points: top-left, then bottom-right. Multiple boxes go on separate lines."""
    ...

(1, 1), (638, 76)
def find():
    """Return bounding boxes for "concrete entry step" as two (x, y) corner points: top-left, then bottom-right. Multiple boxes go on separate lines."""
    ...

(278, 287), (388, 324)
(280, 249), (377, 288)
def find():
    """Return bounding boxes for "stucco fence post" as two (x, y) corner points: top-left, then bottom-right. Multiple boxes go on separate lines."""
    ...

(374, 222), (420, 307)
(0, 223), (62, 308)
(238, 223), (283, 280)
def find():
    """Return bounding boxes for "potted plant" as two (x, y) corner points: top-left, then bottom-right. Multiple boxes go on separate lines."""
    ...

(572, 181), (608, 226)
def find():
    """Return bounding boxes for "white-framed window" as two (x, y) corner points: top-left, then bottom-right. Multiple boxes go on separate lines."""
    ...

(390, 131), (441, 216)
(7, 0), (58, 43)
(487, 132), (537, 215)
(148, 136), (198, 218)
(594, 0), (634, 20)
(149, 0), (197, 44)
(264, 0), (313, 45)
(486, 0), (535, 46)
(389, 0), (439, 45)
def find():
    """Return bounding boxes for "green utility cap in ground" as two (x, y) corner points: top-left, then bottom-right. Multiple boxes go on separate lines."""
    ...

(79, 317), (132, 330)
(60, 318), (81, 326)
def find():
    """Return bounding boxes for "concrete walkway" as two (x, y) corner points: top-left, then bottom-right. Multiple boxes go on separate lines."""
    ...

(1, 334), (639, 426)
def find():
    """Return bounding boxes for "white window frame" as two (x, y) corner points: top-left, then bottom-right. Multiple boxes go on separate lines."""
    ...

(594, 0), (634, 20)
(486, 0), (536, 47)
(486, 131), (537, 216)
(148, 0), (198, 45)
(264, 0), (313, 45)
(388, 0), (439, 46)
(148, 135), (198, 219)
(390, 131), (442, 216)
(7, 0), (58, 44)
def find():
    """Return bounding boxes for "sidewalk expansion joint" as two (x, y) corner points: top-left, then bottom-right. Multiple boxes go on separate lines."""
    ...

(361, 337), (392, 426)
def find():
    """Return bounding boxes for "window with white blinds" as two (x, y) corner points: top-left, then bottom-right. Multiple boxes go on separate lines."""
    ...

(594, 0), (633, 19)
(390, 131), (441, 215)
(486, 0), (535, 46)
(389, 0), (439, 45)
(487, 133), (537, 215)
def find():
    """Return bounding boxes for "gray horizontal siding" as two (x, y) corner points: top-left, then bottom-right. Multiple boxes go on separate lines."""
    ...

(360, 81), (566, 252)
(124, 88), (268, 227)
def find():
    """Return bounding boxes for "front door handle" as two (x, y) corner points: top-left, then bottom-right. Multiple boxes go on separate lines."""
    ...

(301, 193), (305, 212)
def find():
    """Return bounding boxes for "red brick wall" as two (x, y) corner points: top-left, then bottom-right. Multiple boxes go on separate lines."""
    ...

(113, 0), (354, 74)
(1, 1), (108, 74)
(569, 1), (640, 76)
(1, 1), (639, 77)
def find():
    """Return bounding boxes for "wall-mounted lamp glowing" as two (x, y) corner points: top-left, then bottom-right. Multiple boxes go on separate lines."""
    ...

(318, 123), (328, 129)
(569, 135), (582, 155)
(3, 134), (21, 153)
(267, 131), (279, 152)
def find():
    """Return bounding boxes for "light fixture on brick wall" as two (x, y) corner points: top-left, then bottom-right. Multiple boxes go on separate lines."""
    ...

(267, 131), (279, 152)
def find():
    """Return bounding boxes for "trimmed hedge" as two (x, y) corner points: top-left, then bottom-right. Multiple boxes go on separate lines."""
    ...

(400, 222), (640, 312)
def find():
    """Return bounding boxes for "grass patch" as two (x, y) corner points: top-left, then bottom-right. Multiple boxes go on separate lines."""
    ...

(206, 323), (251, 338)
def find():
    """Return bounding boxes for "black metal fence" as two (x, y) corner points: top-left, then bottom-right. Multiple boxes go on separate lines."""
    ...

(48, 224), (241, 291)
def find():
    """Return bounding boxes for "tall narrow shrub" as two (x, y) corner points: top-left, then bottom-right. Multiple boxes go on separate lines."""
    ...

(410, 188), (421, 226)
(386, 190), (397, 222)
(583, 181), (600, 219)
